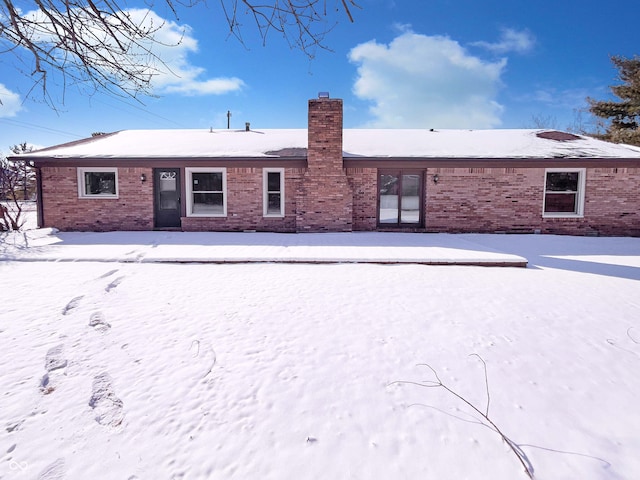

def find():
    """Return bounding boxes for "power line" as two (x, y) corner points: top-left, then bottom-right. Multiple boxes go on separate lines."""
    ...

(0, 117), (84, 139)
(90, 96), (189, 128)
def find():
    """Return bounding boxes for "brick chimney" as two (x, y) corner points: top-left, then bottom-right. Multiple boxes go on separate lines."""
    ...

(296, 95), (353, 232)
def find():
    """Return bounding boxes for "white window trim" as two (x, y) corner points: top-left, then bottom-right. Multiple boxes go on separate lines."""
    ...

(185, 167), (227, 217)
(77, 167), (118, 198)
(543, 168), (586, 218)
(263, 168), (285, 218)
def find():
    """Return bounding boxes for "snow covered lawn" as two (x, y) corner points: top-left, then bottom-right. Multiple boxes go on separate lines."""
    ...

(1, 234), (640, 479)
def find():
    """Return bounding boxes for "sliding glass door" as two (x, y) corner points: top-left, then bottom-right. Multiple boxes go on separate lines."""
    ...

(378, 170), (424, 227)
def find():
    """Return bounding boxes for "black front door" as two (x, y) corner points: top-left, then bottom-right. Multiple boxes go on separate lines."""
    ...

(154, 168), (181, 228)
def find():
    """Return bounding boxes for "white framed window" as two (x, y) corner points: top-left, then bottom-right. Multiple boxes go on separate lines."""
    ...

(263, 168), (285, 217)
(77, 168), (118, 198)
(543, 168), (586, 217)
(185, 167), (227, 217)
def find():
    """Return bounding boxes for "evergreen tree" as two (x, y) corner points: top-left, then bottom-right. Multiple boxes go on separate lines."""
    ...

(588, 56), (640, 146)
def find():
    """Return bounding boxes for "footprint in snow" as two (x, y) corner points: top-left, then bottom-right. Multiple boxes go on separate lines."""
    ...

(45, 345), (67, 372)
(89, 312), (111, 332)
(5, 419), (24, 433)
(40, 344), (67, 395)
(89, 372), (124, 428)
(61, 296), (83, 315)
(38, 458), (66, 480)
(105, 276), (125, 292)
(98, 269), (119, 279)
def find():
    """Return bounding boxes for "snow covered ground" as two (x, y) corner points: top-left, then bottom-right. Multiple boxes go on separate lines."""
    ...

(1, 226), (640, 479)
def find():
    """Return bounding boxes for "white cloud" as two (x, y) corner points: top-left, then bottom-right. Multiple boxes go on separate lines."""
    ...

(348, 31), (506, 128)
(19, 8), (244, 97)
(122, 9), (245, 96)
(162, 78), (245, 96)
(471, 28), (535, 54)
(0, 84), (22, 118)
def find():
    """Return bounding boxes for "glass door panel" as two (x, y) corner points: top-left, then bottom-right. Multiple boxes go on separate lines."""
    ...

(400, 174), (420, 224)
(159, 171), (178, 209)
(379, 174), (399, 224)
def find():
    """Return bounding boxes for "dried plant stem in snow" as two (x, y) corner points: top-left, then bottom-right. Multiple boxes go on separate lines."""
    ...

(395, 354), (534, 479)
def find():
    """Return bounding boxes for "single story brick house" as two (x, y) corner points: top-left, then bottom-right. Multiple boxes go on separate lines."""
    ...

(18, 95), (640, 235)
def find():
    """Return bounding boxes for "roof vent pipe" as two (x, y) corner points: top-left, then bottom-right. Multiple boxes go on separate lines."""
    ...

(245, 122), (250, 132)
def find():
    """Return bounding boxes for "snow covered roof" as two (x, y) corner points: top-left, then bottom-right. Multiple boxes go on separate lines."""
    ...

(345, 129), (640, 159)
(28, 129), (308, 159)
(24, 128), (640, 160)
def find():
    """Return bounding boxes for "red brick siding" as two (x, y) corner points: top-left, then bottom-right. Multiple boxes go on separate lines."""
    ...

(40, 166), (153, 231)
(39, 160), (640, 236)
(581, 168), (640, 236)
(425, 168), (544, 233)
(307, 99), (343, 171)
(181, 167), (303, 232)
(41, 166), (304, 232)
(422, 167), (640, 236)
(340, 167), (640, 236)
(347, 168), (377, 230)
(296, 98), (353, 232)
(296, 172), (353, 232)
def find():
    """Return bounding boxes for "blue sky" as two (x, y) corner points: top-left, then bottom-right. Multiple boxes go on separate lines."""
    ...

(1, 0), (639, 153)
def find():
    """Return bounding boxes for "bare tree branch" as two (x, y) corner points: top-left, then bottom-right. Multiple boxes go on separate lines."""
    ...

(1, 0), (359, 108)
(1, 144), (34, 231)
